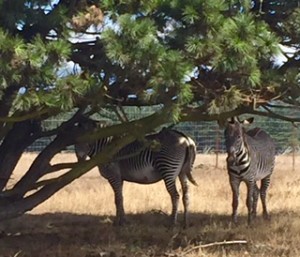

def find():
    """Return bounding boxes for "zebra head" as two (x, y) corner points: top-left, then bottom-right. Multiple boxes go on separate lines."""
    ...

(224, 117), (254, 165)
(74, 117), (108, 161)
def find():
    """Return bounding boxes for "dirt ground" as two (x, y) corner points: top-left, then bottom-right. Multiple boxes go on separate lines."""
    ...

(0, 154), (299, 257)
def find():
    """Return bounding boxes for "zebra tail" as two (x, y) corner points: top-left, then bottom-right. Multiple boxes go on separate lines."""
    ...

(182, 143), (198, 186)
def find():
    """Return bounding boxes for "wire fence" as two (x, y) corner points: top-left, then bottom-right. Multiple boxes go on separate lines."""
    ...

(175, 118), (299, 155)
(26, 109), (299, 155)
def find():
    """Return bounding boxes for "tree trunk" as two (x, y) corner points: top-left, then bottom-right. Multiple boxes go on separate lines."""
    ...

(7, 131), (78, 199)
(0, 107), (171, 220)
(0, 133), (137, 221)
(0, 120), (40, 191)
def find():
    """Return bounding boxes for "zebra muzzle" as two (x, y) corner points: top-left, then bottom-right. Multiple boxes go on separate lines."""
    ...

(227, 155), (236, 165)
(227, 148), (236, 165)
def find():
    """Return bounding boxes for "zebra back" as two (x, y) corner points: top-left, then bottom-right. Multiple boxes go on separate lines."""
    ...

(75, 120), (198, 185)
(245, 128), (275, 178)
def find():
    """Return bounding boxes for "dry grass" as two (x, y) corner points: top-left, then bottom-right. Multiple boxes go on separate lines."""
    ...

(0, 153), (300, 257)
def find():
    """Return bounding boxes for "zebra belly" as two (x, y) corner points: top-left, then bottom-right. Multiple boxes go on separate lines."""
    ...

(122, 165), (162, 184)
(255, 169), (272, 181)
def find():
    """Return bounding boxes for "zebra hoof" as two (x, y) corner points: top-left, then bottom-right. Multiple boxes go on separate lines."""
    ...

(182, 223), (190, 229)
(251, 211), (257, 219)
(165, 219), (178, 229)
(247, 216), (254, 226)
(263, 213), (271, 221)
(231, 215), (238, 225)
(113, 218), (128, 226)
(231, 221), (239, 227)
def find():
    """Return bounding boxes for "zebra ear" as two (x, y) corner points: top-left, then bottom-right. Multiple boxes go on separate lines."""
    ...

(217, 116), (233, 127)
(228, 117), (236, 124)
(217, 116), (240, 127)
(242, 117), (254, 125)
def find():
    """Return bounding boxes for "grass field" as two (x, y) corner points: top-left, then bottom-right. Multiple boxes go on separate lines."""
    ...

(0, 153), (300, 257)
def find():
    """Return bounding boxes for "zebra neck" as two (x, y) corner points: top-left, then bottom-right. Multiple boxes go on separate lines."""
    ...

(231, 143), (250, 174)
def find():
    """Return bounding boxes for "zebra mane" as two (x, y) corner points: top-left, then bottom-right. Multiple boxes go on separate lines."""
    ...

(246, 127), (263, 138)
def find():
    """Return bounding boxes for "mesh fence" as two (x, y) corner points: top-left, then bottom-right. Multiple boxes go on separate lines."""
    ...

(26, 108), (299, 154)
(175, 118), (296, 154)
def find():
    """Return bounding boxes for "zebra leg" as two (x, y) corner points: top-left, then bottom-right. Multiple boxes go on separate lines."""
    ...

(163, 178), (180, 226)
(246, 181), (255, 225)
(108, 178), (126, 226)
(251, 183), (260, 219)
(229, 177), (241, 224)
(260, 175), (271, 220)
(179, 173), (189, 228)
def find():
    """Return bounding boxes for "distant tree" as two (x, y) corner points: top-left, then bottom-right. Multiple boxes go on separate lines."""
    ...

(0, 0), (300, 220)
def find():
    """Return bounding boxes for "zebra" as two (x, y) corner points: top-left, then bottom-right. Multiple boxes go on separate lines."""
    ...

(75, 118), (198, 227)
(223, 116), (276, 225)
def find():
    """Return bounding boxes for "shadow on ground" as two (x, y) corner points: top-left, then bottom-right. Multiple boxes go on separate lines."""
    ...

(0, 211), (298, 257)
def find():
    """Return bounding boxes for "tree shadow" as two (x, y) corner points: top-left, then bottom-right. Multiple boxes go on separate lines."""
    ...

(0, 210), (298, 257)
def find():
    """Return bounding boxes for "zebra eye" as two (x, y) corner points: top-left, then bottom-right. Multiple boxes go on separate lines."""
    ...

(235, 133), (241, 139)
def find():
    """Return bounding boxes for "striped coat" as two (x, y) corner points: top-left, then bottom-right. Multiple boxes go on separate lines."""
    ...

(224, 117), (275, 225)
(75, 119), (198, 227)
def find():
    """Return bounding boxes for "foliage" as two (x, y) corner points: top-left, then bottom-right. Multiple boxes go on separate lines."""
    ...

(0, 0), (300, 220)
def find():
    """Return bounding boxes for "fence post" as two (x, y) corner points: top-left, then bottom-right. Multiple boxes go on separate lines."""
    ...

(291, 125), (298, 172)
(215, 125), (220, 168)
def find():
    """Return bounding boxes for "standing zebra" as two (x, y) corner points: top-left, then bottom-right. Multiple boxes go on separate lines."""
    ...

(223, 117), (276, 225)
(75, 119), (198, 227)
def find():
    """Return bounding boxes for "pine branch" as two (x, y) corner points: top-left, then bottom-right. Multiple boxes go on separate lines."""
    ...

(0, 109), (56, 123)
(246, 105), (300, 123)
(47, 162), (78, 173)
(265, 103), (300, 109)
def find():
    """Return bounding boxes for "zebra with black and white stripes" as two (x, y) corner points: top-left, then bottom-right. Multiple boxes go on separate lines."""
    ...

(75, 118), (198, 227)
(223, 117), (276, 225)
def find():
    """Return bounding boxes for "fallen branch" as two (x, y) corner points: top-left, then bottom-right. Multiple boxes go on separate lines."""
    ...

(181, 240), (247, 256)
(165, 240), (248, 257)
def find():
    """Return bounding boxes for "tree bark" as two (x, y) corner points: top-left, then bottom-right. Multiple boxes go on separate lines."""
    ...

(0, 120), (40, 191)
(0, 106), (172, 220)
(0, 132), (138, 221)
